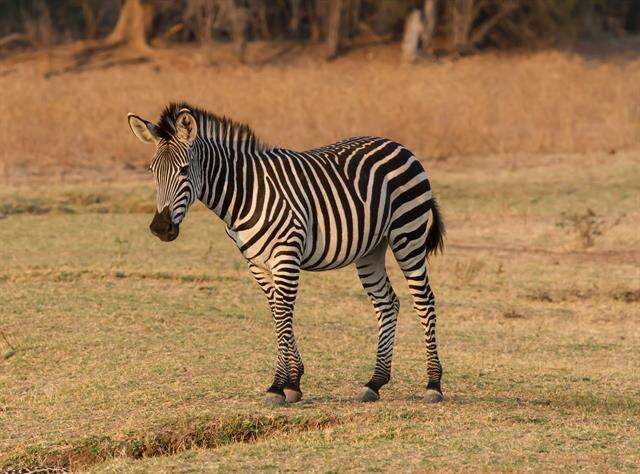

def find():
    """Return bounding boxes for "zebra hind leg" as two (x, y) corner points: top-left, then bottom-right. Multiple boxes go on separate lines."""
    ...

(355, 241), (400, 402)
(391, 237), (444, 403)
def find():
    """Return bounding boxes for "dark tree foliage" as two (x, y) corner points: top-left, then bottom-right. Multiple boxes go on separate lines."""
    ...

(1, 0), (639, 54)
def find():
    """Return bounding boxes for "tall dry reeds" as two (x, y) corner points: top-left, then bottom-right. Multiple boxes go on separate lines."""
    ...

(1, 44), (639, 181)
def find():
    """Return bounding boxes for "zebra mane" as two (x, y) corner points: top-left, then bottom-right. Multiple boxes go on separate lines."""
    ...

(157, 102), (271, 151)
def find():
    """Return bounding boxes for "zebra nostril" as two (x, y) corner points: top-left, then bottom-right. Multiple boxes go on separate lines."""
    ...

(150, 206), (180, 241)
(150, 207), (173, 233)
(150, 222), (168, 233)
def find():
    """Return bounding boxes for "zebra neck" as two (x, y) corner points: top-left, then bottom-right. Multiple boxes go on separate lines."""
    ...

(198, 141), (258, 229)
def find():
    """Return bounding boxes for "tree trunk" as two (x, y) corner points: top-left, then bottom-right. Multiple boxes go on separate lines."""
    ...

(326, 0), (343, 60)
(290, 0), (302, 35)
(310, 0), (327, 42)
(22, 0), (54, 48)
(201, 0), (215, 64)
(107, 0), (154, 52)
(202, 6), (213, 44)
(423, 0), (436, 53)
(401, 9), (424, 62)
(183, 0), (215, 44)
(230, 1), (249, 62)
(451, 0), (474, 54)
(79, 0), (98, 39)
(256, 0), (270, 39)
(469, 1), (519, 46)
(401, 0), (437, 62)
(345, 0), (361, 38)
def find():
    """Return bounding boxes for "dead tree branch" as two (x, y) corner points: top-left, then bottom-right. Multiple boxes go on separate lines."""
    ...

(470, 1), (521, 45)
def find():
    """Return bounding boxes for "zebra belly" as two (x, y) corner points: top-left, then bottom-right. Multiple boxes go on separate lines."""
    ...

(299, 219), (388, 271)
(299, 242), (383, 271)
(297, 181), (392, 271)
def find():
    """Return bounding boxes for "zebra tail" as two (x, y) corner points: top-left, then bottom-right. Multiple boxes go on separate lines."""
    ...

(425, 195), (445, 257)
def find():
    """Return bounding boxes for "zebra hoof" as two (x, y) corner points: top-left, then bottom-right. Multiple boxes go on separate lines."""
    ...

(356, 387), (380, 403)
(284, 388), (303, 403)
(425, 389), (444, 403)
(264, 392), (286, 407)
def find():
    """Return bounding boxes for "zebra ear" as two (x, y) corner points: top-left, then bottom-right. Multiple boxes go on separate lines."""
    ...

(175, 108), (198, 144)
(128, 114), (161, 144)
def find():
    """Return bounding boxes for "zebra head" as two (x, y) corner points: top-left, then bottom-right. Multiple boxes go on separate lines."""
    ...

(127, 108), (201, 242)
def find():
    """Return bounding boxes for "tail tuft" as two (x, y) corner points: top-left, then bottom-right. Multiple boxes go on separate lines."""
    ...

(425, 196), (445, 257)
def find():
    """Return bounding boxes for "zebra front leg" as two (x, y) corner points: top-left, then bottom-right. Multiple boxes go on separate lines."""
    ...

(255, 256), (304, 406)
(249, 262), (303, 404)
(283, 334), (304, 403)
(249, 262), (286, 405)
(355, 241), (400, 402)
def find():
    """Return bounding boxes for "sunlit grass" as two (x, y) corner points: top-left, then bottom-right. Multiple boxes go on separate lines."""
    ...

(2, 44), (640, 183)
(1, 153), (638, 471)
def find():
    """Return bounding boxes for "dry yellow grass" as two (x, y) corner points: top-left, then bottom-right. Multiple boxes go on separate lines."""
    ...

(1, 41), (639, 472)
(0, 151), (638, 472)
(1, 42), (640, 183)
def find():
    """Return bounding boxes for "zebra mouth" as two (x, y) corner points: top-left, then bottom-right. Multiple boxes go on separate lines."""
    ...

(154, 225), (179, 242)
(150, 207), (180, 242)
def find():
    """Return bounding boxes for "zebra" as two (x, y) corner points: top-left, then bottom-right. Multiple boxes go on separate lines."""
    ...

(127, 102), (445, 405)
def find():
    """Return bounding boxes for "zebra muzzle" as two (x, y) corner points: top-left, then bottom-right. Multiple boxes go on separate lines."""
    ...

(150, 206), (180, 242)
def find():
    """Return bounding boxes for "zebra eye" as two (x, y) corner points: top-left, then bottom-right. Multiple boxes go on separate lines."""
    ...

(179, 165), (189, 176)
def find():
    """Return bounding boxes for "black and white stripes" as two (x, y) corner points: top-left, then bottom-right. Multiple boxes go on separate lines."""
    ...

(128, 102), (445, 404)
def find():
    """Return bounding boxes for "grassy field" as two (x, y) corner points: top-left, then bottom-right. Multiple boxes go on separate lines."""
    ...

(1, 151), (638, 472)
(2, 41), (640, 183)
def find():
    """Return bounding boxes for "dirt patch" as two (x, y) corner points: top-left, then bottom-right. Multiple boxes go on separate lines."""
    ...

(613, 289), (640, 303)
(503, 310), (527, 319)
(449, 243), (640, 266)
(0, 190), (156, 217)
(1, 413), (341, 472)
(0, 269), (239, 285)
(526, 287), (640, 304)
(0, 201), (53, 218)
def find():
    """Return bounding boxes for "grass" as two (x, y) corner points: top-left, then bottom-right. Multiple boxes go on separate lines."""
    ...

(2, 42), (640, 183)
(1, 151), (638, 471)
(2, 413), (340, 471)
